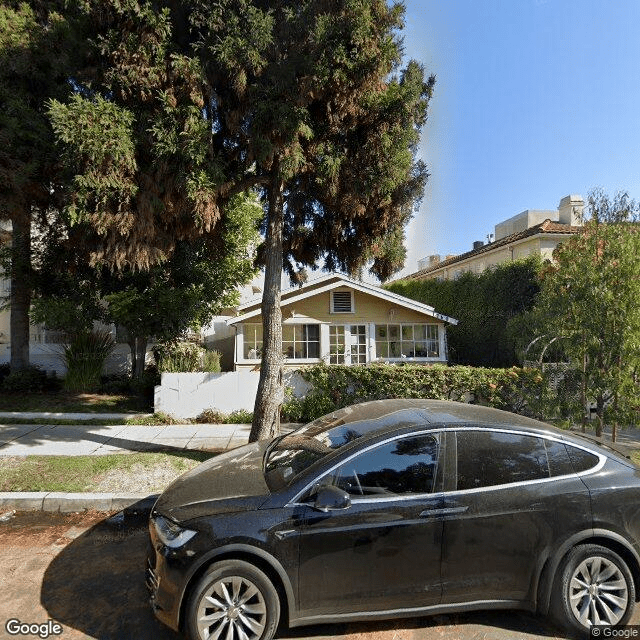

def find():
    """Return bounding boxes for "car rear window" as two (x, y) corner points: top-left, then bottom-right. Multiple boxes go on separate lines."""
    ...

(565, 444), (600, 473)
(456, 431), (550, 490)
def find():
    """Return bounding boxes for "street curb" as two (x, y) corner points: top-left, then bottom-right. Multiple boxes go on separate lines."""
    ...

(0, 491), (159, 513)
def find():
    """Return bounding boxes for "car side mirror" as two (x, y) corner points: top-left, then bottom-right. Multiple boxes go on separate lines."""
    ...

(313, 485), (351, 512)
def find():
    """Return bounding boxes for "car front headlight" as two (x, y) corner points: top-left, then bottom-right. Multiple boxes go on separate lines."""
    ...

(153, 514), (197, 549)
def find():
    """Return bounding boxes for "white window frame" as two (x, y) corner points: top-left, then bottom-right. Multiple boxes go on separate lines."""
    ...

(330, 289), (355, 314)
(282, 324), (321, 362)
(374, 323), (444, 362)
(328, 324), (369, 365)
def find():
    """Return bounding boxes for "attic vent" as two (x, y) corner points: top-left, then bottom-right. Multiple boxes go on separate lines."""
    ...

(331, 291), (353, 313)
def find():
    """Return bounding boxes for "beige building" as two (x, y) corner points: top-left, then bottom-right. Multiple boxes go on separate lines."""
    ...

(404, 194), (584, 281)
(216, 273), (458, 370)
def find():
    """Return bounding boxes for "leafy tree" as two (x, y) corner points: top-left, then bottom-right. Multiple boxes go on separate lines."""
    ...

(527, 190), (640, 436)
(387, 257), (542, 366)
(187, 0), (435, 440)
(32, 193), (261, 378)
(47, 1), (433, 440)
(0, 1), (77, 370)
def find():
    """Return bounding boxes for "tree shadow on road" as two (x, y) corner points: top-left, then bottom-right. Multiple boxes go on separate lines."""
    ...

(41, 503), (178, 640)
(41, 504), (567, 640)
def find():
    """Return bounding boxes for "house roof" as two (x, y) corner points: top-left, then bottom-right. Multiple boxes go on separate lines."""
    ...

(398, 219), (582, 281)
(227, 272), (458, 325)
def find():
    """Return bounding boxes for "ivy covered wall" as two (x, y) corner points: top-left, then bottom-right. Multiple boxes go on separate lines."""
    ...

(386, 257), (541, 367)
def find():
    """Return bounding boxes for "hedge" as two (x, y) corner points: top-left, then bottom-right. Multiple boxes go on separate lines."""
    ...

(281, 363), (551, 423)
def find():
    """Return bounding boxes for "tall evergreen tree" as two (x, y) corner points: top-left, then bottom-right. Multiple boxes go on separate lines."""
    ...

(48, 1), (434, 439)
(188, 0), (435, 440)
(0, 1), (76, 369)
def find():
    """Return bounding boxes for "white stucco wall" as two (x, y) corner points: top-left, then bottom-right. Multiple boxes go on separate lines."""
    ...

(154, 370), (311, 418)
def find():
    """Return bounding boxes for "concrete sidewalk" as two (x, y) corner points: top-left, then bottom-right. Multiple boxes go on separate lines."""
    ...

(0, 415), (299, 513)
(0, 422), (252, 456)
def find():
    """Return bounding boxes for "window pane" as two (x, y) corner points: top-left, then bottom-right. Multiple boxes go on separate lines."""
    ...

(333, 435), (439, 497)
(401, 325), (413, 340)
(376, 342), (389, 358)
(376, 325), (387, 339)
(389, 341), (401, 357)
(388, 325), (400, 339)
(456, 431), (549, 490)
(545, 439), (575, 476)
(414, 341), (428, 357)
(566, 445), (600, 473)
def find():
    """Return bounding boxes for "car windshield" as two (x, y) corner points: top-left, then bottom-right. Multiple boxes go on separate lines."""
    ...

(264, 408), (426, 489)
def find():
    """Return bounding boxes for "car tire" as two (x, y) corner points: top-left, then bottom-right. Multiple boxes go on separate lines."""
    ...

(552, 543), (635, 636)
(186, 559), (280, 640)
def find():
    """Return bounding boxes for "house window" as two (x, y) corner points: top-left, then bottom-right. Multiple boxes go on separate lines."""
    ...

(244, 323), (263, 359)
(375, 324), (440, 359)
(283, 324), (320, 359)
(331, 290), (354, 313)
(329, 326), (346, 364)
(330, 324), (367, 364)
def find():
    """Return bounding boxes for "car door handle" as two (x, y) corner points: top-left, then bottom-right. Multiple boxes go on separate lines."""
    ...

(419, 506), (469, 517)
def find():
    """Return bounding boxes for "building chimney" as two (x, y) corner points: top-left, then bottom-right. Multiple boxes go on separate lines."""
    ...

(472, 240), (484, 250)
(558, 195), (584, 226)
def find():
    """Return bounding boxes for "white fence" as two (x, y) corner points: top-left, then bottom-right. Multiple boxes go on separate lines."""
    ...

(154, 370), (311, 419)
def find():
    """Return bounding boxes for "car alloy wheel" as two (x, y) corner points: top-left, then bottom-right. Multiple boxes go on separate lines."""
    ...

(187, 560), (280, 640)
(197, 575), (266, 640)
(554, 544), (635, 634)
(568, 555), (628, 626)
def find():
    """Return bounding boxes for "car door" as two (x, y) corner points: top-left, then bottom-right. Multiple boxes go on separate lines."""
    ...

(295, 431), (445, 620)
(439, 428), (592, 604)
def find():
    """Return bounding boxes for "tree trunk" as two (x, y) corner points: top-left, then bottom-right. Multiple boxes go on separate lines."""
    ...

(10, 214), (31, 371)
(595, 393), (605, 438)
(250, 173), (284, 442)
(135, 337), (147, 379)
(580, 351), (587, 433)
(128, 337), (148, 379)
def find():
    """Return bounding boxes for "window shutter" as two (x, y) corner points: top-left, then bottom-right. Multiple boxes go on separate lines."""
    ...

(332, 291), (353, 313)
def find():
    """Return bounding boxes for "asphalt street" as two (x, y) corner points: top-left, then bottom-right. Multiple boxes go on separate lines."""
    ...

(0, 509), (575, 640)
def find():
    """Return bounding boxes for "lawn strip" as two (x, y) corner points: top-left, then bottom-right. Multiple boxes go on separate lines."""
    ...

(0, 451), (216, 492)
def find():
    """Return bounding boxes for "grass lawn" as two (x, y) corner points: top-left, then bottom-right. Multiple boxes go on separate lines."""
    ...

(0, 392), (151, 413)
(0, 451), (216, 492)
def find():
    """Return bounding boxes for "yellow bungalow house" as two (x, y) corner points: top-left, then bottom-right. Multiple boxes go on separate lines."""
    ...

(223, 273), (458, 370)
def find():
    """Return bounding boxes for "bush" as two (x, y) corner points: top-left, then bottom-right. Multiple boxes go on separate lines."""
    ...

(195, 408), (253, 424)
(195, 409), (227, 423)
(202, 349), (221, 373)
(154, 341), (221, 373)
(0, 363), (10, 385)
(1, 366), (61, 393)
(100, 373), (133, 395)
(281, 363), (552, 423)
(63, 330), (115, 392)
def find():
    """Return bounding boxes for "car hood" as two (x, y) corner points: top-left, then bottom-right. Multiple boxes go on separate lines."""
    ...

(153, 441), (271, 522)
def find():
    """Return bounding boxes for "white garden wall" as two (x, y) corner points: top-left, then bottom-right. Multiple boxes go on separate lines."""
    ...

(154, 370), (311, 419)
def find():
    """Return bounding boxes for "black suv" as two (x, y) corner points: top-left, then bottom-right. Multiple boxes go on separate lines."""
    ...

(147, 399), (640, 639)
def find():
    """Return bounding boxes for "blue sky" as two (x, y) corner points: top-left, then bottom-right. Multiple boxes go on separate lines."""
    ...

(396, 0), (640, 276)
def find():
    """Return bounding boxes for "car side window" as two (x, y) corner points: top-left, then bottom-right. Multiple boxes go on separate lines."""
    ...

(456, 430), (550, 490)
(328, 434), (439, 498)
(565, 444), (600, 473)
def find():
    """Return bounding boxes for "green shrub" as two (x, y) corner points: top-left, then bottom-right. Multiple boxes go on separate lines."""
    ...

(1, 366), (59, 393)
(226, 409), (253, 424)
(63, 330), (115, 392)
(281, 363), (552, 423)
(195, 409), (227, 423)
(202, 349), (221, 373)
(0, 363), (10, 385)
(154, 341), (220, 373)
(195, 408), (253, 424)
(100, 374), (132, 395)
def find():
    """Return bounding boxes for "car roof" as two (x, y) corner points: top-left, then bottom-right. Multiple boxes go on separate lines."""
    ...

(313, 399), (561, 438)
